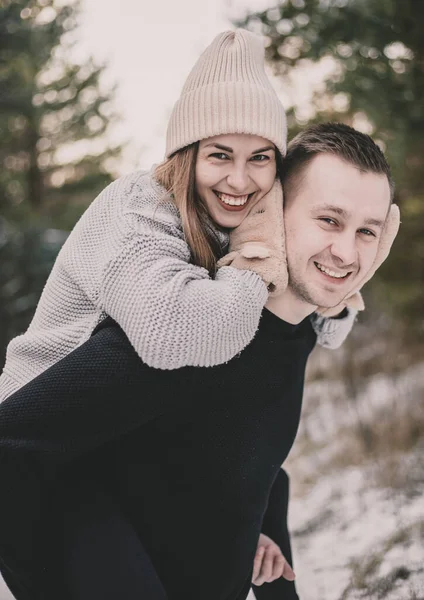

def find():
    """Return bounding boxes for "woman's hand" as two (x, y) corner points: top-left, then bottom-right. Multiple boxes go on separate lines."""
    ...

(216, 180), (288, 297)
(252, 533), (296, 586)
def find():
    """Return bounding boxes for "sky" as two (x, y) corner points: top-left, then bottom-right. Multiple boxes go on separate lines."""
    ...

(75, 0), (327, 174)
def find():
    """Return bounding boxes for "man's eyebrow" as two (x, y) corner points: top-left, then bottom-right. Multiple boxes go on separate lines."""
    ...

(363, 217), (385, 228)
(312, 204), (385, 228)
(312, 204), (349, 218)
(204, 143), (233, 152)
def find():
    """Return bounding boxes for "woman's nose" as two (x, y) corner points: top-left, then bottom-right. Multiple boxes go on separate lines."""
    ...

(226, 166), (250, 192)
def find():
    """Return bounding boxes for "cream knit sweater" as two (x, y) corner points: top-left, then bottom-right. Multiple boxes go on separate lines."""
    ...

(0, 169), (356, 402)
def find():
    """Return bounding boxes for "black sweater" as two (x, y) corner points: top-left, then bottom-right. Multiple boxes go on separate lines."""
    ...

(0, 309), (316, 600)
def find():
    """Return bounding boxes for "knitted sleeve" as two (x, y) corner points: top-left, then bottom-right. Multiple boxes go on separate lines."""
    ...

(99, 220), (269, 370)
(310, 308), (357, 350)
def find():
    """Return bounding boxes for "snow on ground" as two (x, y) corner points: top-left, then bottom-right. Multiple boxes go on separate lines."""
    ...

(259, 360), (424, 600)
(249, 362), (424, 600)
(0, 578), (11, 600)
(248, 449), (424, 600)
(300, 362), (424, 445)
(288, 456), (424, 600)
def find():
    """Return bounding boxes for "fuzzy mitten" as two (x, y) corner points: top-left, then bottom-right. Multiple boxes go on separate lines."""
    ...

(217, 180), (287, 296)
(316, 203), (400, 317)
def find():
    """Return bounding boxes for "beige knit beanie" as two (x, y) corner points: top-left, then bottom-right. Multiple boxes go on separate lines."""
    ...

(165, 29), (287, 157)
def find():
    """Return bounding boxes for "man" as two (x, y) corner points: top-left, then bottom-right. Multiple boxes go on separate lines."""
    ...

(230, 122), (399, 599)
(0, 123), (398, 600)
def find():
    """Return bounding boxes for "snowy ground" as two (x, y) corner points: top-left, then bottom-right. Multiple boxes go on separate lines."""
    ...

(247, 445), (424, 600)
(0, 579), (10, 600)
(287, 456), (423, 600)
(258, 360), (424, 600)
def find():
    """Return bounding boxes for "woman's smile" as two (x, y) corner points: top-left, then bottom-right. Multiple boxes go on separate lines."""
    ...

(213, 190), (255, 211)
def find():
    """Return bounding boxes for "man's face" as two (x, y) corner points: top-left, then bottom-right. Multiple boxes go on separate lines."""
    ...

(284, 153), (391, 310)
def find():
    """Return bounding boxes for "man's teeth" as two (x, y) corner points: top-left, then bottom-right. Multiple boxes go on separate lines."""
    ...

(216, 192), (249, 206)
(315, 262), (349, 279)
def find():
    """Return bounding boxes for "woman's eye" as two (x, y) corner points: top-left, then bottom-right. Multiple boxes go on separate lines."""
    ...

(250, 154), (269, 162)
(210, 153), (229, 160)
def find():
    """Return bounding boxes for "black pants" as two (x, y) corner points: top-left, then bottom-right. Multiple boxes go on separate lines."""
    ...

(0, 319), (299, 599)
(52, 469), (169, 600)
(49, 468), (296, 600)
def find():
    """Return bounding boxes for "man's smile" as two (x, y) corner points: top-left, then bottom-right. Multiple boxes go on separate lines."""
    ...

(314, 261), (353, 282)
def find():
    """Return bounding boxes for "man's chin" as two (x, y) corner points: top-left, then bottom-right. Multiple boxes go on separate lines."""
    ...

(309, 291), (349, 310)
(289, 280), (349, 310)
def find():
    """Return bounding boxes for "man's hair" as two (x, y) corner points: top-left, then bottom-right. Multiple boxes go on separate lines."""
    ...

(282, 122), (394, 202)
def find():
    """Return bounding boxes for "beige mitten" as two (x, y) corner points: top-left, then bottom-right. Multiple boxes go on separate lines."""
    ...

(217, 180), (288, 296)
(317, 203), (400, 317)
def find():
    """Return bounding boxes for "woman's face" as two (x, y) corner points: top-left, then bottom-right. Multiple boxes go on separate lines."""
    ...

(195, 134), (277, 228)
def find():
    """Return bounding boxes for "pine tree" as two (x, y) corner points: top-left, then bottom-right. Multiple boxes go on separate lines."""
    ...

(0, 0), (122, 227)
(0, 0), (123, 368)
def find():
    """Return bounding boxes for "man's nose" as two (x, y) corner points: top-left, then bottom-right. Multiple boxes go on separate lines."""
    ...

(226, 165), (250, 192)
(330, 232), (358, 266)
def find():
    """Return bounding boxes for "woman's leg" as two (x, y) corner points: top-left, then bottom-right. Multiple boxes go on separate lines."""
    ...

(0, 431), (168, 600)
(0, 451), (50, 600)
(48, 466), (168, 600)
(0, 319), (192, 467)
(0, 319), (187, 598)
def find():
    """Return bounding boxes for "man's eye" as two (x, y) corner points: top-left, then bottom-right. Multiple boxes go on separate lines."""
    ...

(210, 153), (229, 160)
(319, 217), (337, 226)
(359, 228), (376, 237)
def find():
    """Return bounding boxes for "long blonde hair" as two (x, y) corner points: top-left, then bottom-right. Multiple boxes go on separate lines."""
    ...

(155, 142), (285, 275)
(154, 143), (224, 275)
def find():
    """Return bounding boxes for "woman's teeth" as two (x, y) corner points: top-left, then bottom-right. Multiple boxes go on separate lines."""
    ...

(315, 262), (350, 279)
(215, 191), (249, 206)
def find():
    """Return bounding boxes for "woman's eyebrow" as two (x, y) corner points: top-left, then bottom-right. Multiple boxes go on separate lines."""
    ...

(204, 143), (233, 152)
(252, 146), (274, 154)
(203, 144), (275, 154)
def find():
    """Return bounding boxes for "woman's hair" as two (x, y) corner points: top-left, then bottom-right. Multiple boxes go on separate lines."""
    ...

(155, 142), (285, 275)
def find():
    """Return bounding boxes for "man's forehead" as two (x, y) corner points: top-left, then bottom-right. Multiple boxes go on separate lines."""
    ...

(302, 153), (388, 189)
(298, 155), (391, 220)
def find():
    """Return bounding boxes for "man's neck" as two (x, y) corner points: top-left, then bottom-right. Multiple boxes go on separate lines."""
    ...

(265, 287), (317, 324)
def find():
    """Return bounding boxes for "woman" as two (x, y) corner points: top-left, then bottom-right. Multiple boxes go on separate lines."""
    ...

(0, 29), (351, 402)
(0, 29), (357, 600)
